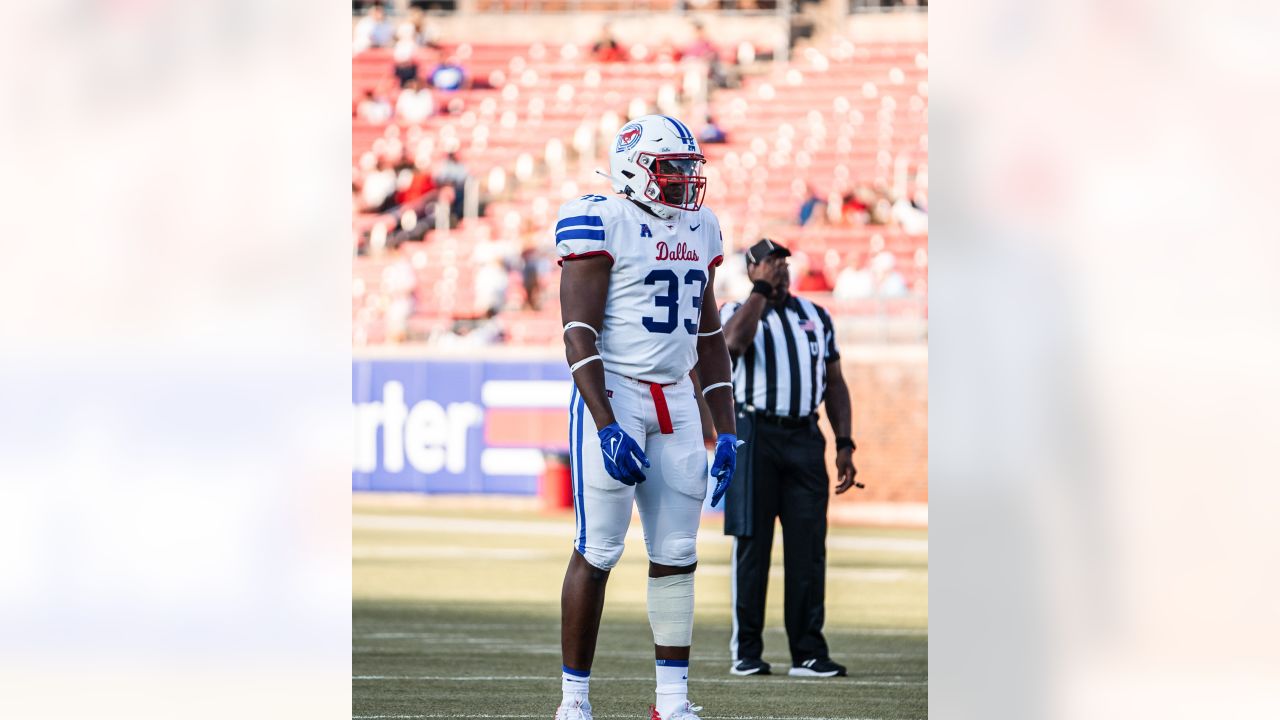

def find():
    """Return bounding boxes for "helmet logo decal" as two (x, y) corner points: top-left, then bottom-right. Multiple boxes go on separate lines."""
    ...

(616, 123), (644, 152)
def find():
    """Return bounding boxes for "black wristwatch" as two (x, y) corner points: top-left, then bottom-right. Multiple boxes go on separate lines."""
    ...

(751, 279), (773, 297)
(836, 436), (856, 452)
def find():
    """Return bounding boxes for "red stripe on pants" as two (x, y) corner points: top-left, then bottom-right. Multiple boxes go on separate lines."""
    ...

(649, 382), (674, 434)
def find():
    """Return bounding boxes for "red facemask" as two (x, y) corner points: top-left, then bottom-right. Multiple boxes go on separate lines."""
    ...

(636, 152), (707, 211)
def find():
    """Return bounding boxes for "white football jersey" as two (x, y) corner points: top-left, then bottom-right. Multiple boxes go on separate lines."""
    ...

(556, 194), (724, 384)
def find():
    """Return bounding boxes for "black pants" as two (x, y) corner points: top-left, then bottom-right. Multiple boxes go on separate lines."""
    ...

(730, 416), (830, 664)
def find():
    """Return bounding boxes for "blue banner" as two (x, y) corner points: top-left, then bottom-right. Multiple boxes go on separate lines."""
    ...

(352, 358), (571, 494)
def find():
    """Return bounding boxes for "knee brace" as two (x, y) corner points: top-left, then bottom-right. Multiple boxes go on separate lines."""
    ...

(647, 572), (695, 646)
(581, 540), (624, 571)
(649, 531), (698, 567)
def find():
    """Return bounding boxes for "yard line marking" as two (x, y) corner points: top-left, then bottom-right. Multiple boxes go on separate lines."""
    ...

(355, 622), (926, 632)
(353, 514), (569, 537)
(352, 515), (927, 554)
(816, 627), (928, 637)
(352, 546), (924, 580)
(695, 565), (925, 582)
(354, 675), (547, 681)
(352, 715), (920, 720)
(826, 536), (928, 553)
(351, 636), (924, 660)
(352, 643), (922, 660)
(351, 676), (924, 687)
(353, 545), (554, 561)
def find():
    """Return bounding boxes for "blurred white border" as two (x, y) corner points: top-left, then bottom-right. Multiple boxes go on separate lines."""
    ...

(931, 1), (1280, 717)
(0, 1), (352, 717)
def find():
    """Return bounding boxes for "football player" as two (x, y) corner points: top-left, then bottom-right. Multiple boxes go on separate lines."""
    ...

(554, 115), (739, 720)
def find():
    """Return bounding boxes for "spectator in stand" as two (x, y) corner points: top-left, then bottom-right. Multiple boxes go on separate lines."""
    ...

(869, 196), (893, 226)
(396, 78), (435, 123)
(798, 184), (826, 226)
(519, 242), (549, 311)
(435, 151), (468, 188)
(384, 251), (417, 343)
(396, 8), (438, 49)
(393, 37), (419, 87)
(429, 55), (469, 92)
(654, 38), (682, 63)
(439, 317), (505, 347)
(911, 187), (927, 213)
(680, 23), (737, 89)
(699, 115), (727, 144)
(415, 13), (442, 50)
(393, 146), (415, 174)
(474, 253), (510, 318)
(360, 157), (398, 213)
(867, 182), (894, 225)
(833, 254), (875, 300)
(356, 89), (392, 124)
(682, 21), (718, 62)
(892, 193), (928, 235)
(840, 187), (871, 224)
(794, 253), (834, 293)
(352, 3), (393, 52)
(591, 24), (628, 63)
(434, 151), (471, 219)
(396, 155), (438, 207)
(871, 250), (909, 297)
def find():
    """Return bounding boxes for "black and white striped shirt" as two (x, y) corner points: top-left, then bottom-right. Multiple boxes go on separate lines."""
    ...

(719, 295), (840, 418)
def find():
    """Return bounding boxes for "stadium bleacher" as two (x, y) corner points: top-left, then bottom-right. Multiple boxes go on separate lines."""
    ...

(352, 27), (926, 346)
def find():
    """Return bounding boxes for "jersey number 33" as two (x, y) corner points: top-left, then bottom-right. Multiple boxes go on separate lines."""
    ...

(642, 268), (706, 335)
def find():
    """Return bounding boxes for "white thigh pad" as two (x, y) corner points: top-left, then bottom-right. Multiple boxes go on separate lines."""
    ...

(647, 573), (695, 646)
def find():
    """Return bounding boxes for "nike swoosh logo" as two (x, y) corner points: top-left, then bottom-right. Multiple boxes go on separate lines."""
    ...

(606, 437), (619, 462)
(689, 224), (700, 231)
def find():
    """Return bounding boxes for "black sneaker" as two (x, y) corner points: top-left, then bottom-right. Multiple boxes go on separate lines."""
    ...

(730, 658), (772, 676)
(788, 658), (847, 677)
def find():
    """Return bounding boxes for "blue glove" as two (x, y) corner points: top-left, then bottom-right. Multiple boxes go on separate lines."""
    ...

(709, 433), (742, 507)
(598, 422), (650, 486)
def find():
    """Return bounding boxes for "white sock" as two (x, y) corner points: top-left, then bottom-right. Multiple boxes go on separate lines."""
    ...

(654, 659), (689, 718)
(561, 666), (590, 706)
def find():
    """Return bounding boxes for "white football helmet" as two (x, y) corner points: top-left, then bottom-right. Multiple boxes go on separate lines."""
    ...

(606, 114), (706, 219)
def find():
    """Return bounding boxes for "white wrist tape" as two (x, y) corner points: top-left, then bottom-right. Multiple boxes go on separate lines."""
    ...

(647, 573), (695, 646)
(696, 327), (722, 337)
(701, 381), (733, 397)
(563, 321), (599, 337)
(569, 355), (602, 373)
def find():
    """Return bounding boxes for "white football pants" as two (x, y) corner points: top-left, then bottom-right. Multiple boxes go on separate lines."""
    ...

(567, 369), (708, 570)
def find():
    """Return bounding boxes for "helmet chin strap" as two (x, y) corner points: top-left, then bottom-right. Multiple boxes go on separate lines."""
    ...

(649, 203), (679, 220)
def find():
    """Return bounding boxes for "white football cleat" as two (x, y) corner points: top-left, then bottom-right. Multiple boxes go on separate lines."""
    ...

(649, 702), (703, 720)
(555, 697), (592, 720)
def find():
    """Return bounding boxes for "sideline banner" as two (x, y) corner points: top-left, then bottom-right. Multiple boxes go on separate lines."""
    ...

(352, 359), (571, 494)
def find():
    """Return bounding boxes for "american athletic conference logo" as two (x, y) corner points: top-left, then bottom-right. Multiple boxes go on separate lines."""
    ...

(616, 123), (643, 152)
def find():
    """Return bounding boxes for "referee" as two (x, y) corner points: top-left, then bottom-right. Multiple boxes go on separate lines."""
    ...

(719, 238), (863, 678)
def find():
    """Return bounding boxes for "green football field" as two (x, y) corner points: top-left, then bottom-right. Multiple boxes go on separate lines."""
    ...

(353, 496), (928, 720)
